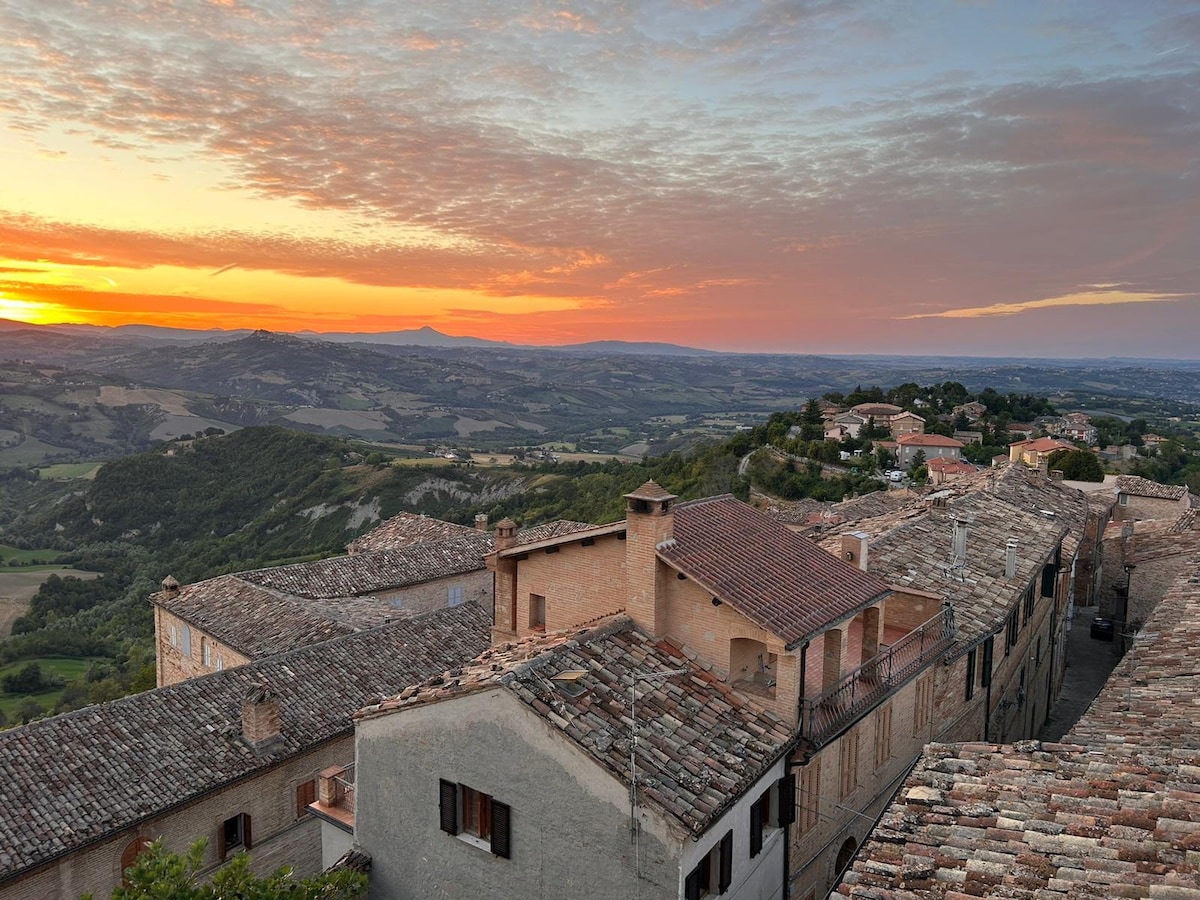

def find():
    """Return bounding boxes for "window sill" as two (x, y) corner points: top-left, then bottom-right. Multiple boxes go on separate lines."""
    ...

(455, 832), (492, 854)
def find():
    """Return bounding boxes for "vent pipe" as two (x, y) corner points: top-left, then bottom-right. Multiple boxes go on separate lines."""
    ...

(1005, 539), (1018, 579)
(951, 518), (968, 566)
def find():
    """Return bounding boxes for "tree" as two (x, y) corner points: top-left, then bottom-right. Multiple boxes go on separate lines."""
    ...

(908, 450), (926, 473)
(799, 399), (824, 442)
(86, 839), (367, 900)
(1046, 449), (1104, 482)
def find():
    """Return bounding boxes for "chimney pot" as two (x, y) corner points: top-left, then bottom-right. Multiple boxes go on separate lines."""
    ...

(161, 575), (180, 595)
(495, 517), (518, 551)
(474, 513), (489, 531)
(1005, 539), (1018, 579)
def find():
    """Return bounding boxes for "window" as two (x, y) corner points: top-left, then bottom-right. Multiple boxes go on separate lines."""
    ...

(684, 830), (732, 899)
(750, 776), (795, 859)
(529, 594), (546, 629)
(874, 704), (893, 769)
(219, 813), (252, 860)
(1005, 607), (1019, 655)
(120, 837), (153, 887)
(838, 729), (859, 799)
(798, 762), (820, 835)
(169, 625), (178, 647)
(202, 639), (212, 667)
(1119, 493), (1128, 506)
(181, 625), (192, 657)
(448, 585), (464, 607)
(216, 655), (224, 671)
(913, 676), (932, 735)
(439, 779), (511, 859)
(1040, 563), (1056, 598)
(965, 648), (977, 701)
(981, 636), (994, 688)
(295, 779), (316, 819)
(1023, 586), (1036, 626)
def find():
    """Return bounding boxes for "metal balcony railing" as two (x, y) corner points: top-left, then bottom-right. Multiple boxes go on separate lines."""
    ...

(800, 604), (955, 748)
(334, 763), (356, 814)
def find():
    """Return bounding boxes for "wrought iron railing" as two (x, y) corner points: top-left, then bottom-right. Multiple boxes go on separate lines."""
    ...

(334, 763), (356, 814)
(800, 604), (955, 748)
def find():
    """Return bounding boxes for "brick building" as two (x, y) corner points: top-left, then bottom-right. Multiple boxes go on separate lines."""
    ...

(1112, 474), (1191, 521)
(0, 604), (490, 900)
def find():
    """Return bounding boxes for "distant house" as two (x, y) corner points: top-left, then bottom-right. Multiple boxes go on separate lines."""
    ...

(824, 423), (852, 442)
(926, 457), (977, 484)
(951, 401), (987, 422)
(953, 430), (983, 445)
(830, 412), (866, 438)
(895, 433), (964, 468)
(1007, 437), (1076, 469)
(889, 410), (926, 437)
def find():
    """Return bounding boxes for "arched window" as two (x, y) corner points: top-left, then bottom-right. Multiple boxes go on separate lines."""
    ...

(120, 836), (154, 886)
(835, 836), (858, 876)
(202, 638), (212, 667)
(169, 625), (178, 647)
(181, 625), (192, 657)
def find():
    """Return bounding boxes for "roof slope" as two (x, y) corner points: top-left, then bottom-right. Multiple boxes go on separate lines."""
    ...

(660, 495), (891, 646)
(0, 603), (492, 883)
(361, 616), (793, 836)
(347, 511), (474, 553)
(1115, 474), (1188, 501)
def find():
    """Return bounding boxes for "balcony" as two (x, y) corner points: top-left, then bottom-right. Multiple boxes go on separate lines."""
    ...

(800, 605), (955, 749)
(309, 762), (356, 832)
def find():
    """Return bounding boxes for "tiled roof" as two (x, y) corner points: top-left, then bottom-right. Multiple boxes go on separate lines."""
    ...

(1115, 474), (1188, 501)
(1067, 553), (1200, 751)
(660, 496), (891, 647)
(158, 522), (585, 656)
(834, 556), (1200, 900)
(926, 458), (976, 475)
(851, 403), (903, 417)
(238, 531), (494, 599)
(360, 616), (793, 836)
(832, 740), (1200, 899)
(0, 604), (492, 883)
(626, 480), (677, 501)
(1010, 437), (1075, 453)
(347, 512), (474, 553)
(817, 465), (1088, 647)
(897, 433), (963, 448)
(155, 574), (358, 658)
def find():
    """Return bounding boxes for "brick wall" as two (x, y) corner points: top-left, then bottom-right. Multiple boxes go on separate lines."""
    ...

(0, 737), (352, 900)
(373, 570), (493, 618)
(1115, 494), (1186, 522)
(154, 606), (250, 687)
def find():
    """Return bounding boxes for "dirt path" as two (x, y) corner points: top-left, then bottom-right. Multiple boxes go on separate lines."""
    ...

(0, 569), (100, 637)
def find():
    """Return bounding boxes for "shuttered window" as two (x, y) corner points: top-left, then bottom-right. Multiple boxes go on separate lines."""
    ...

(684, 829), (732, 899)
(439, 780), (511, 859)
(777, 773), (796, 827)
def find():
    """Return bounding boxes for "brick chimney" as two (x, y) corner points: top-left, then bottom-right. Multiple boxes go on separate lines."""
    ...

(495, 517), (518, 551)
(474, 513), (489, 531)
(624, 481), (677, 637)
(841, 532), (869, 572)
(242, 683), (282, 752)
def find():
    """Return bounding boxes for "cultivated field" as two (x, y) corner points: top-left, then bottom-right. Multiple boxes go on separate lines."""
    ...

(0, 568), (99, 637)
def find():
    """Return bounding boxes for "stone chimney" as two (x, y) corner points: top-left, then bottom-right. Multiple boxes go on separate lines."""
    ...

(242, 683), (282, 752)
(474, 513), (489, 531)
(495, 517), (518, 551)
(1037, 457), (1049, 478)
(1049, 469), (1064, 482)
(841, 531), (869, 572)
(624, 481), (677, 638)
(1005, 539), (1018, 579)
(160, 575), (180, 597)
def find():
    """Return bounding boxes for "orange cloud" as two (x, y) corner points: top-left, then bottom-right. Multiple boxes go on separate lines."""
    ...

(897, 287), (1194, 320)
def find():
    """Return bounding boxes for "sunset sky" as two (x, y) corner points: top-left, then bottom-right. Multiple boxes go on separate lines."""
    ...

(1, 1), (1196, 356)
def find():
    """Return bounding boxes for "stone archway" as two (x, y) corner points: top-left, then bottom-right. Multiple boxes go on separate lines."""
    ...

(120, 836), (154, 885)
(835, 835), (858, 875)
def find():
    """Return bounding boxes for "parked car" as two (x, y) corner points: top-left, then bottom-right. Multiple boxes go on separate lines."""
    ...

(1090, 617), (1115, 641)
(887, 470), (904, 482)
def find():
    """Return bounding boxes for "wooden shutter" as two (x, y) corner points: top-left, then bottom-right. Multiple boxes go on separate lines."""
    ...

(684, 866), (702, 900)
(439, 779), (459, 835)
(296, 779), (316, 818)
(490, 800), (512, 859)
(778, 773), (796, 827)
(749, 796), (763, 858)
(243, 813), (252, 850)
(217, 821), (227, 861)
(718, 830), (733, 892)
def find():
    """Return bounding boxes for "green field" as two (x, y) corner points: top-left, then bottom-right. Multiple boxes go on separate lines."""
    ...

(0, 544), (63, 565)
(38, 463), (102, 479)
(0, 656), (104, 721)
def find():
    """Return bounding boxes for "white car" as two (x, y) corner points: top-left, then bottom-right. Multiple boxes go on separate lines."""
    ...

(887, 470), (904, 482)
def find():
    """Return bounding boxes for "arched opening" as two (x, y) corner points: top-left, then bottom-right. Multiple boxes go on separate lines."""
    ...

(729, 637), (777, 698)
(835, 835), (858, 875)
(120, 836), (154, 886)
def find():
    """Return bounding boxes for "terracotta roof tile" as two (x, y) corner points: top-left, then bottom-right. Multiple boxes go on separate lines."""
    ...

(897, 434), (965, 448)
(360, 616), (793, 836)
(1115, 475), (1188, 501)
(661, 496), (891, 647)
(348, 511), (474, 553)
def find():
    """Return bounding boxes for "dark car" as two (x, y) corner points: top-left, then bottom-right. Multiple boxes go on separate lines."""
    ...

(1090, 617), (1115, 641)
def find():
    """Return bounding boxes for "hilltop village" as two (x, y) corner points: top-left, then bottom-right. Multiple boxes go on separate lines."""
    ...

(1, 447), (1199, 898)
